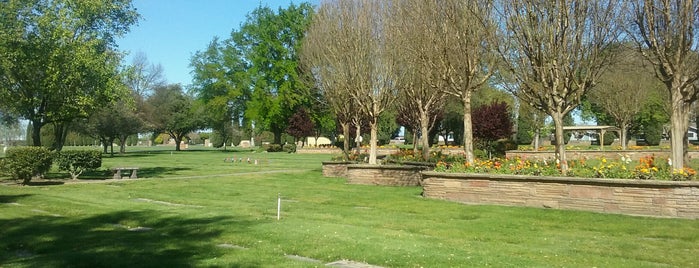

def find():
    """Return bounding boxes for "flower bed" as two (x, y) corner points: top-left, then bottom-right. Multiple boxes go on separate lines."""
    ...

(421, 171), (699, 219)
(435, 154), (697, 181)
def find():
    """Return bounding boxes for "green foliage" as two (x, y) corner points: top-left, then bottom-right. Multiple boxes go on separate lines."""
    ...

(265, 144), (283, 152)
(378, 110), (400, 145)
(3, 147), (53, 184)
(146, 84), (206, 151)
(210, 130), (227, 148)
(154, 134), (167, 145)
(643, 122), (663, 146)
(0, 0), (139, 147)
(516, 102), (547, 145)
(225, 3), (315, 144)
(283, 143), (297, 153)
(54, 150), (102, 180)
(603, 131), (616, 146)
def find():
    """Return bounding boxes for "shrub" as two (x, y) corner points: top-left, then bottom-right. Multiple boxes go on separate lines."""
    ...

(0, 157), (7, 177)
(643, 123), (663, 146)
(603, 131), (616, 146)
(283, 143), (297, 153)
(265, 144), (283, 152)
(4, 147), (53, 184)
(54, 150), (102, 180)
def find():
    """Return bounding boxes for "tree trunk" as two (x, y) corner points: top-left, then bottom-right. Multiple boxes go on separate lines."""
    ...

(462, 93), (474, 165)
(119, 135), (127, 154)
(174, 135), (182, 151)
(354, 121), (362, 154)
(51, 123), (69, 152)
(533, 128), (540, 152)
(419, 110), (430, 161)
(669, 94), (690, 169)
(109, 139), (115, 157)
(552, 112), (568, 174)
(412, 130), (418, 151)
(272, 126), (282, 145)
(101, 137), (109, 154)
(369, 117), (378, 164)
(620, 121), (628, 150)
(31, 119), (42, 147)
(341, 121), (350, 157)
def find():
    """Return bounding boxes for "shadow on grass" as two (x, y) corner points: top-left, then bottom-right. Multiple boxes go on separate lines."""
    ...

(0, 194), (33, 203)
(72, 167), (192, 181)
(0, 210), (259, 267)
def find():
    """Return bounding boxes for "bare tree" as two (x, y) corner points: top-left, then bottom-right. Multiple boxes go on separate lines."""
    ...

(301, 0), (401, 164)
(124, 52), (165, 99)
(301, 1), (358, 158)
(392, 0), (452, 161)
(631, 0), (699, 169)
(496, 0), (622, 173)
(586, 46), (664, 149)
(410, 0), (498, 165)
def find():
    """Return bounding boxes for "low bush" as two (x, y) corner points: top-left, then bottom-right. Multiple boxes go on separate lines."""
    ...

(54, 150), (102, 180)
(282, 143), (296, 153)
(4, 147), (53, 184)
(265, 144), (283, 152)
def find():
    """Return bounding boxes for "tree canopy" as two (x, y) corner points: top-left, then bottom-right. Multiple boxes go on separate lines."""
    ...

(0, 0), (139, 149)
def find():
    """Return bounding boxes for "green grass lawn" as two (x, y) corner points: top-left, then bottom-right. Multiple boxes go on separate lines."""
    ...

(1, 146), (698, 267)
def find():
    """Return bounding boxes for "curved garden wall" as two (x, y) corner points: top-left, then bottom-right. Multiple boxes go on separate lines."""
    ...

(321, 161), (355, 177)
(421, 171), (699, 219)
(345, 164), (427, 186)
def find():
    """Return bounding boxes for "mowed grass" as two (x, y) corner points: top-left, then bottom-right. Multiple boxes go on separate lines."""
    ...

(0, 146), (698, 267)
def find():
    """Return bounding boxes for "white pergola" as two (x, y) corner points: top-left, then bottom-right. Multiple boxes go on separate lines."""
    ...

(562, 125), (621, 150)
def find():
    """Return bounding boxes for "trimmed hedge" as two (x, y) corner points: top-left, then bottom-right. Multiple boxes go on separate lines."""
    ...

(55, 150), (102, 180)
(4, 147), (53, 184)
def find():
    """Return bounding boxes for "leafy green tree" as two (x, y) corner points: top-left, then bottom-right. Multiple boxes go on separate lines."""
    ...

(190, 37), (249, 150)
(516, 102), (548, 148)
(0, 0), (139, 149)
(378, 109), (400, 146)
(231, 3), (315, 144)
(145, 85), (206, 151)
(82, 95), (144, 155)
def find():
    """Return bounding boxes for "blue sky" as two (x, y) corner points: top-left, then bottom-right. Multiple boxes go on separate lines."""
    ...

(116, 0), (315, 87)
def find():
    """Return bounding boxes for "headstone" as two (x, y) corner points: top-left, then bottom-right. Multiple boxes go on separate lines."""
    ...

(239, 140), (251, 148)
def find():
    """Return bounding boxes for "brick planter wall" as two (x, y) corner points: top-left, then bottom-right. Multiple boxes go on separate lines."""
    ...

(321, 161), (356, 177)
(346, 164), (428, 186)
(298, 148), (343, 154)
(421, 171), (699, 219)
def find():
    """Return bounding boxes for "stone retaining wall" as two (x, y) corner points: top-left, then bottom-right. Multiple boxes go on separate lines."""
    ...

(297, 148), (343, 154)
(346, 164), (427, 186)
(421, 171), (699, 219)
(321, 161), (355, 177)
